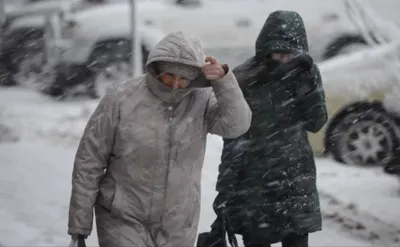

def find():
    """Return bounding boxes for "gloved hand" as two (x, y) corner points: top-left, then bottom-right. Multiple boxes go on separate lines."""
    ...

(69, 235), (86, 247)
(268, 53), (313, 81)
(294, 67), (317, 98)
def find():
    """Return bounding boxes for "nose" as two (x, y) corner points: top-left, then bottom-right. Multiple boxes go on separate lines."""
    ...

(171, 79), (180, 89)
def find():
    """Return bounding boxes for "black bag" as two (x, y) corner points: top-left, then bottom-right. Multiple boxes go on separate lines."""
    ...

(221, 206), (239, 247)
(197, 205), (238, 247)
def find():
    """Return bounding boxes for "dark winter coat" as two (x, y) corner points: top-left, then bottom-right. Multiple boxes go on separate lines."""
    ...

(211, 10), (328, 245)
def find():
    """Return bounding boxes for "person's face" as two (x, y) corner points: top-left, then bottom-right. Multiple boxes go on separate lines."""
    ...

(159, 72), (190, 89)
(270, 53), (294, 63)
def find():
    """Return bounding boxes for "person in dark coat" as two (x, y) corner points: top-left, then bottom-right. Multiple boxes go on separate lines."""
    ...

(197, 10), (328, 247)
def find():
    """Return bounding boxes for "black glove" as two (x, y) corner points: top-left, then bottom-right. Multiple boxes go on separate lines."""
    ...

(69, 235), (86, 247)
(78, 235), (86, 247)
(268, 53), (313, 81)
(251, 53), (316, 112)
(254, 53), (313, 88)
(294, 66), (318, 98)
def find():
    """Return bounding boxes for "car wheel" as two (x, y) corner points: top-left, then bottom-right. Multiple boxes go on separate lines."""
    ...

(94, 60), (131, 98)
(13, 51), (46, 86)
(0, 66), (17, 86)
(326, 106), (400, 167)
(40, 71), (67, 99)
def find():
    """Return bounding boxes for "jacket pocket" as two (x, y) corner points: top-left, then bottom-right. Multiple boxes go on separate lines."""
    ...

(110, 184), (123, 215)
(97, 175), (115, 210)
(97, 178), (123, 214)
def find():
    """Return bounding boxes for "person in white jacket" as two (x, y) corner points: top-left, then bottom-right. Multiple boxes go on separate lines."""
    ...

(67, 31), (252, 247)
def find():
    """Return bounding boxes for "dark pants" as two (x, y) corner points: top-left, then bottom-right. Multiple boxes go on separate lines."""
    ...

(243, 233), (309, 247)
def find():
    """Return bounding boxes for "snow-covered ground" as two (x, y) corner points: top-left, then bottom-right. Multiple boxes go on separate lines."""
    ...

(1, 87), (400, 246)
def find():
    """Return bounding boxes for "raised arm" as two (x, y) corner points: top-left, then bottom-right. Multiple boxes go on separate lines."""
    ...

(203, 58), (251, 138)
(296, 65), (328, 133)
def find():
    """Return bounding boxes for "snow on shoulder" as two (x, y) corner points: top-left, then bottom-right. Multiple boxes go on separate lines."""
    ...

(319, 41), (400, 99)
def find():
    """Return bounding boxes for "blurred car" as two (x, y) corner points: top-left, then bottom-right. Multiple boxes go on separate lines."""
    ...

(0, 0), (126, 85)
(3, 0), (400, 86)
(137, 0), (400, 61)
(1, 0), (78, 81)
(4, 0), (400, 87)
(308, 41), (400, 168)
(43, 0), (369, 98)
(44, 2), (165, 98)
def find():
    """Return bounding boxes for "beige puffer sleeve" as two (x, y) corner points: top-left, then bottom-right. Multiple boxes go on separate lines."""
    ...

(205, 67), (252, 138)
(68, 92), (119, 236)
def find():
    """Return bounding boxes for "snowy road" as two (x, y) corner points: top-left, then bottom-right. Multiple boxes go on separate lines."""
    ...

(1, 88), (400, 246)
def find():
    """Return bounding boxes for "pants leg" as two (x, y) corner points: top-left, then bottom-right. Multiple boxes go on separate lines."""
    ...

(281, 233), (309, 247)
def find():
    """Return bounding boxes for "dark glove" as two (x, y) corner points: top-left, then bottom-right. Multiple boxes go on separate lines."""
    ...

(254, 53), (313, 91)
(294, 66), (317, 98)
(269, 53), (313, 81)
(69, 235), (86, 247)
(78, 235), (86, 247)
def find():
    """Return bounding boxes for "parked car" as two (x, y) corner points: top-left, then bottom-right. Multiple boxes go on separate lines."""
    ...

(44, 0), (358, 97)
(307, 41), (400, 168)
(43, 2), (165, 98)
(0, 0), (122, 86)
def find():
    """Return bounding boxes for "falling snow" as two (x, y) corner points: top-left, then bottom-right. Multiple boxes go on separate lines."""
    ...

(1, 0), (400, 246)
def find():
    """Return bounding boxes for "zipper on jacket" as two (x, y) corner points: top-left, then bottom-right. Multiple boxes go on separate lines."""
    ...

(160, 106), (175, 223)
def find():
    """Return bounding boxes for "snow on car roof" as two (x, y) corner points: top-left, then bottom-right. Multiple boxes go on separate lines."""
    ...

(68, 0), (271, 48)
(319, 41), (400, 98)
(67, 2), (165, 47)
(4, 0), (357, 48)
(5, 0), (75, 17)
(8, 15), (47, 30)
